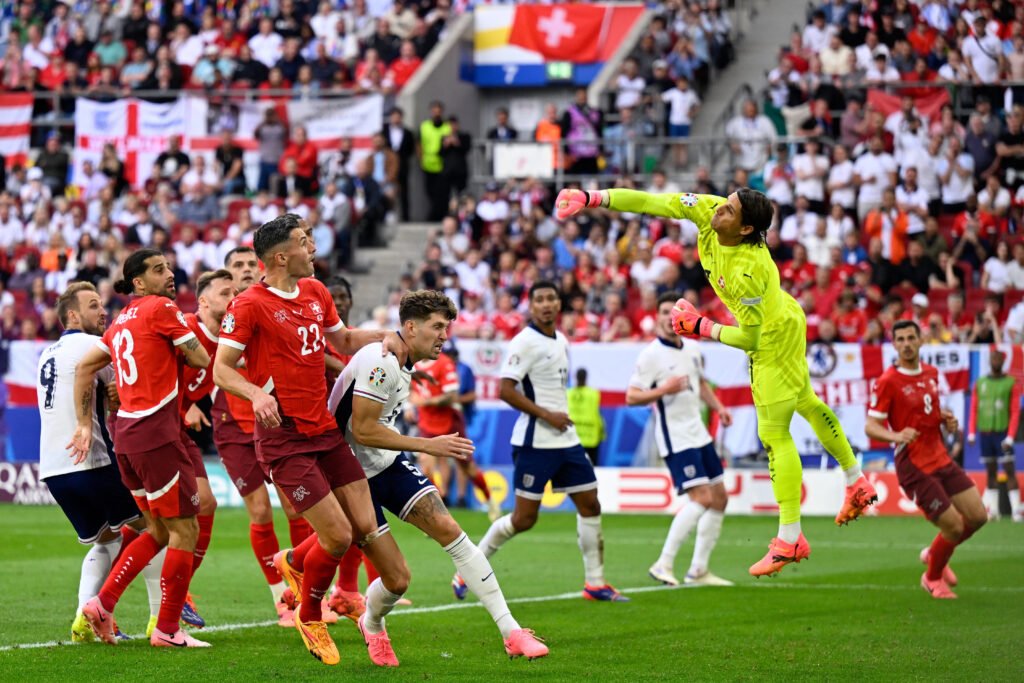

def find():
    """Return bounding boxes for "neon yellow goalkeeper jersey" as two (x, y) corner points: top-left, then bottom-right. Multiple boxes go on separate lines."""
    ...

(606, 190), (809, 405)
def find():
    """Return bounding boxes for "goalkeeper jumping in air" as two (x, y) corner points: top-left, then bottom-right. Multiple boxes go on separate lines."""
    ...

(556, 187), (878, 576)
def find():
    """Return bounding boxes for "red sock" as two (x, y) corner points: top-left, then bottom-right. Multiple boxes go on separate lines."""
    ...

(298, 542), (341, 623)
(958, 523), (978, 545)
(363, 554), (379, 584)
(156, 547), (195, 634)
(471, 471), (491, 500)
(336, 546), (362, 591)
(926, 532), (957, 581)
(113, 525), (140, 567)
(98, 532), (162, 612)
(249, 522), (282, 584)
(290, 532), (321, 571)
(289, 517), (313, 547)
(191, 514), (215, 577)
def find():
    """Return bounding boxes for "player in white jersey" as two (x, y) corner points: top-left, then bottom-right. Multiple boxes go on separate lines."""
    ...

(329, 290), (548, 660)
(37, 282), (162, 643)
(470, 281), (629, 602)
(627, 292), (734, 587)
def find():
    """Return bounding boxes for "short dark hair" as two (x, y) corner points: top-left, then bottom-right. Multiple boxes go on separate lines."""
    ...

(224, 245), (255, 267)
(113, 248), (162, 295)
(253, 213), (303, 261)
(56, 281), (97, 327)
(196, 269), (234, 297)
(399, 290), (457, 323)
(737, 188), (774, 246)
(892, 320), (921, 337)
(657, 290), (683, 307)
(529, 280), (560, 300)
(327, 275), (352, 299)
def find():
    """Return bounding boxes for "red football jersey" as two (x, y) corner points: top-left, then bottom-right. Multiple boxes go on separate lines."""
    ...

(868, 363), (950, 473)
(99, 295), (196, 452)
(181, 313), (220, 414)
(218, 279), (343, 437)
(211, 367), (257, 444)
(833, 309), (867, 342)
(413, 354), (460, 436)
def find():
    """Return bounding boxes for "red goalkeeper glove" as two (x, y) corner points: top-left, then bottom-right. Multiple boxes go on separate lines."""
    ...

(554, 189), (602, 220)
(671, 298), (715, 338)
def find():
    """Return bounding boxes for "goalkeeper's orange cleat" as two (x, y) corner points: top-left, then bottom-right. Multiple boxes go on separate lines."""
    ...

(835, 477), (879, 526)
(749, 533), (811, 577)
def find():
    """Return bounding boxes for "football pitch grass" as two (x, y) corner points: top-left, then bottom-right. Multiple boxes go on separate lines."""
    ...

(1, 506), (1022, 681)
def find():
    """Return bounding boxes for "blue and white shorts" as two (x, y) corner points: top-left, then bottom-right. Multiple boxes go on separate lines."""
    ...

(44, 464), (141, 544)
(665, 442), (724, 494)
(511, 444), (597, 500)
(367, 454), (439, 531)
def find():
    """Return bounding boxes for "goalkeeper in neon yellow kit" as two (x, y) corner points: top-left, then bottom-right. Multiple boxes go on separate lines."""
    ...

(556, 187), (879, 576)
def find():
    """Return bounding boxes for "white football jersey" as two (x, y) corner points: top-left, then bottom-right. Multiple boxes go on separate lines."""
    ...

(37, 331), (116, 479)
(328, 342), (411, 477)
(629, 337), (712, 457)
(501, 324), (579, 449)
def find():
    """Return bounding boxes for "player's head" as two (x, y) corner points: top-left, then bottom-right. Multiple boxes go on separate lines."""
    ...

(114, 248), (175, 299)
(576, 367), (588, 386)
(253, 213), (314, 278)
(196, 269), (235, 323)
(399, 290), (457, 362)
(56, 281), (105, 335)
(327, 275), (353, 324)
(224, 245), (259, 292)
(711, 189), (774, 246)
(528, 281), (561, 327)
(990, 349), (1006, 374)
(892, 320), (922, 366)
(656, 290), (683, 339)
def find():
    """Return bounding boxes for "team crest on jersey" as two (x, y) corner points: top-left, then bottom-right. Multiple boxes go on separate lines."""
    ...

(309, 301), (323, 316)
(177, 311), (188, 327)
(522, 474), (535, 488)
(680, 193), (699, 207)
(292, 486), (311, 502)
(221, 313), (236, 334)
(274, 310), (289, 323)
(369, 367), (387, 386)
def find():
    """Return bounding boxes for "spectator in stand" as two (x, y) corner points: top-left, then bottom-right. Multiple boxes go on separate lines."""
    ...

(969, 294), (1004, 344)
(982, 240), (1013, 293)
(440, 115), (471, 209)
(763, 144), (796, 217)
(725, 99), (777, 172)
(612, 57), (646, 111)
(793, 138), (829, 214)
(278, 124), (317, 195)
(562, 88), (603, 175)
(629, 241), (669, 289)
(213, 131), (245, 196)
(486, 107), (518, 142)
(420, 101), (451, 221)
(1006, 242), (1024, 290)
(780, 195), (820, 243)
(832, 289), (868, 342)
(964, 16), (1003, 103)
(854, 134), (898, 219)
(342, 155), (387, 250)
(997, 110), (1024, 187)
(804, 216), (841, 269)
(820, 32), (853, 76)
(898, 238), (944, 292)
(180, 154), (219, 201)
(965, 113), (1001, 183)
(152, 134), (190, 191)
(895, 166), (930, 237)
(178, 183), (220, 224)
(249, 16), (283, 68)
(34, 133), (70, 196)
(384, 107), (415, 221)
(918, 216), (949, 263)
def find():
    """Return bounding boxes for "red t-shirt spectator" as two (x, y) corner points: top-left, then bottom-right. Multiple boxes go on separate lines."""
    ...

(951, 209), (1000, 241)
(781, 260), (816, 291)
(386, 56), (422, 90)
(833, 308), (868, 342)
(490, 310), (524, 340)
(279, 140), (318, 180)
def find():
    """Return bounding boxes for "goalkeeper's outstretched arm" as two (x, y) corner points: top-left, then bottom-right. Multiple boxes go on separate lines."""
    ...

(673, 300), (763, 352)
(554, 188), (723, 228)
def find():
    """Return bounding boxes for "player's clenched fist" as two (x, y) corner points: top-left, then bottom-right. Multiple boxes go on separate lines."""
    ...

(554, 189), (602, 221)
(428, 433), (475, 460)
(671, 298), (713, 338)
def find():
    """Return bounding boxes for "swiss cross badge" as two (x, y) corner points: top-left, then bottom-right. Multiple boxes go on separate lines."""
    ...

(718, 276), (726, 290)
(310, 301), (323, 316)
(274, 310), (288, 323)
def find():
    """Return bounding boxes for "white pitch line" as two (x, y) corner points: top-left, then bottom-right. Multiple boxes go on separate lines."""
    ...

(3, 580), (1023, 653)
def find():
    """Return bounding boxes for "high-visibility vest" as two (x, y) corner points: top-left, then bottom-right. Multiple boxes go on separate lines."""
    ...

(419, 119), (451, 173)
(534, 119), (563, 170)
(567, 386), (604, 448)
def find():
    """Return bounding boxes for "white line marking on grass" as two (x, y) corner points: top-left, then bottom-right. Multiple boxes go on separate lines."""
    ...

(3, 581), (1023, 652)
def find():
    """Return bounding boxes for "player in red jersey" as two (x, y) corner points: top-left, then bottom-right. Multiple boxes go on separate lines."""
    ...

(69, 248), (213, 647)
(214, 214), (407, 667)
(411, 350), (499, 520)
(214, 246), (323, 626)
(866, 320), (988, 599)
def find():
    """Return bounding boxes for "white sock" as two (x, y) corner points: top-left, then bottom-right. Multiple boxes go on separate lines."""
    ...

(689, 509), (725, 577)
(983, 488), (1000, 517)
(142, 546), (167, 617)
(843, 465), (863, 486)
(778, 521), (801, 544)
(269, 580), (288, 604)
(79, 538), (119, 611)
(364, 577), (402, 634)
(479, 514), (517, 559)
(444, 532), (520, 639)
(1011, 487), (1021, 514)
(657, 502), (705, 570)
(577, 515), (605, 586)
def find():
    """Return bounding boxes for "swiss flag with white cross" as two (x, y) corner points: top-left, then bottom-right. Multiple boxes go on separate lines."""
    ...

(508, 5), (608, 62)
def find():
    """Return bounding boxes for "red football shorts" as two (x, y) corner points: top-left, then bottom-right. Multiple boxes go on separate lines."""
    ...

(180, 427), (208, 479)
(256, 428), (365, 514)
(896, 457), (975, 522)
(218, 440), (271, 498)
(117, 440), (199, 519)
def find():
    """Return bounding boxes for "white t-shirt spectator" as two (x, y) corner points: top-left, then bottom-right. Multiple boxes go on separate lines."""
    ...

(319, 192), (350, 223)
(804, 232), (841, 268)
(767, 68), (802, 108)
(763, 159), (794, 207)
(725, 114), (777, 172)
(802, 22), (835, 55)
(856, 43), (889, 71)
(902, 146), (942, 201)
(23, 38), (55, 70)
(614, 75), (646, 110)
(174, 35), (205, 67)
(937, 61), (970, 82)
(825, 213), (854, 242)
(630, 257), (670, 288)
(978, 185), (1011, 215)
(1005, 260), (1024, 289)
(203, 238), (237, 271)
(864, 64), (901, 83)
(454, 260), (491, 296)
(936, 153), (975, 204)
(779, 211), (820, 243)
(662, 88), (701, 127)
(1005, 301), (1024, 341)
(249, 31), (284, 68)
(827, 159), (856, 209)
(963, 32), (1003, 83)
(180, 166), (220, 198)
(793, 152), (829, 202)
(476, 197), (510, 223)
(250, 202), (278, 226)
(895, 184), (930, 234)
(984, 257), (1011, 292)
(174, 241), (206, 277)
(0, 213), (25, 250)
(854, 151), (897, 205)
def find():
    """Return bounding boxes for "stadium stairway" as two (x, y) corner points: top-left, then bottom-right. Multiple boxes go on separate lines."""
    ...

(345, 221), (434, 322)
(690, 0), (810, 140)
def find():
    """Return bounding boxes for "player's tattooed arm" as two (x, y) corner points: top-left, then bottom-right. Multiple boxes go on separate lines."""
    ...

(67, 345), (112, 462)
(179, 335), (211, 369)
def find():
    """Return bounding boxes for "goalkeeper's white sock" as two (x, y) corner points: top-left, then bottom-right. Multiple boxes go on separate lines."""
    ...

(364, 577), (402, 635)
(444, 532), (519, 639)
(79, 538), (119, 611)
(778, 521), (801, 545)
(479, 514), (517, 559)
(142, 547), (167, 617)
(689, 509), (724, 577)
(657, 502), (705, 570)
(843, 464), (863, 486)
(577, 515), (605, 586)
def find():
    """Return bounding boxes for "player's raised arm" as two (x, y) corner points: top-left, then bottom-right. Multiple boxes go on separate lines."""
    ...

(555, 187), (724, 228)
(67, 344), (112, 463)
(351, 394), (472, 460)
